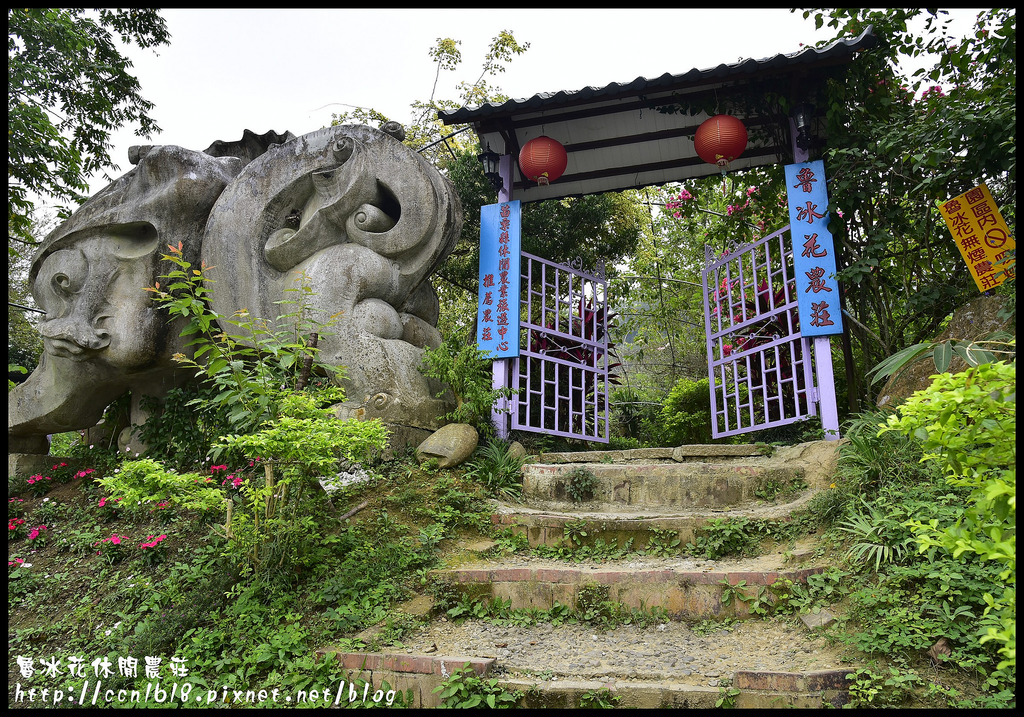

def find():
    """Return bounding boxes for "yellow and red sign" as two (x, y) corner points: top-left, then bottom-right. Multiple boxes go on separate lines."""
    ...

(939, 184), (1015, 292)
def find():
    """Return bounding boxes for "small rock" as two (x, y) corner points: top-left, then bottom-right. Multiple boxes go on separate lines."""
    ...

(800, 609), (837, 630)
(416, 423), (478, 468)
(507, 441), (527, 462)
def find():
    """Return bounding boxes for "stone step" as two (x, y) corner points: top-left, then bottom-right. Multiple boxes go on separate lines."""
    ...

(319, 634), (854, 708)
(429, 562), (824, 620)
(522, 461), (805, 509)
(532, 444), (770, 465)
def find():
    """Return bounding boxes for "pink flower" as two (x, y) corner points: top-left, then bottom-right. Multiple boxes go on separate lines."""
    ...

(211, 465), (228, 473)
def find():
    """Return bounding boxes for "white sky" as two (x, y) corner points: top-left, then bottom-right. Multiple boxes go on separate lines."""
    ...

(86, 8), (982, 195)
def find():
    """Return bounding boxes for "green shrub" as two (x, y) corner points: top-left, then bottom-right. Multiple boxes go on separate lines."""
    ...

(420, 338), (517, 437)
(564, 466), (598, 502)
(651, 377), (712, 445)
(97, 458), (226, 514)
(881, 361), (1015, 672)
(216, 391), (389, 581)
(465, 440), (524, 499)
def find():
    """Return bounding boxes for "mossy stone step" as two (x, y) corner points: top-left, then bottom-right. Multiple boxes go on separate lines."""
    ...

(522, 461), (804, 508)
(430, 564), (824, 620)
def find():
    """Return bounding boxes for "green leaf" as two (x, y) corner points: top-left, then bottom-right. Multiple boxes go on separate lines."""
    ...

(933, 342), (952, 373)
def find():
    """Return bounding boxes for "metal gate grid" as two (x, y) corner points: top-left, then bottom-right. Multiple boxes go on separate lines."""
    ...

(510, 252), (611, 442)
(702, 225), (817, 438)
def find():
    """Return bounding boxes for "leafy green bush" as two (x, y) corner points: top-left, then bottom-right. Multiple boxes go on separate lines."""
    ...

(216, 391), (388, 581)
(564, 466), (598, 502)
(433, 664), (519, 708)
(650, 377), (712, 445)
(420, 338), (517, 437)
(97, 458), (226, 514)
(881, 361), (1015, 672)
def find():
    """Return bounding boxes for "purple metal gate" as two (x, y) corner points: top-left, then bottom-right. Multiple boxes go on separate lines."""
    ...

(702, 226), (817, 438)
(510, 252), (611, 443)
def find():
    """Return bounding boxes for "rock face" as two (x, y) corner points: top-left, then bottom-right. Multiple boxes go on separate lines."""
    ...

(875, 295), (1013, 409)
(416, 424), (479, 469)
(9, 124), (461, 457)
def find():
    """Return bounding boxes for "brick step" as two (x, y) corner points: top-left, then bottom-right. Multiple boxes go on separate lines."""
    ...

(429, 563), (824, 620)
(315, 648), (853, 708)
(522, 461), (805, 509)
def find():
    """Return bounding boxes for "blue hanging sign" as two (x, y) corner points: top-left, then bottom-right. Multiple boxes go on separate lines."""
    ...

(477, 201), (521, 357)
(784, 160), (844, 337)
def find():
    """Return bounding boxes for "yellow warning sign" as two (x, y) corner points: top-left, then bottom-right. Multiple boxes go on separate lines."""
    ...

(939, 183), (1015, 292)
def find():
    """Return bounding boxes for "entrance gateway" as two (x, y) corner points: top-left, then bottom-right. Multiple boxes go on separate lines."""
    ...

(441, 29), (875, 442)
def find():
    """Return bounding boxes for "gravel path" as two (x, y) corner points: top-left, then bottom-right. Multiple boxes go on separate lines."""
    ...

(401, 618), (853, 687)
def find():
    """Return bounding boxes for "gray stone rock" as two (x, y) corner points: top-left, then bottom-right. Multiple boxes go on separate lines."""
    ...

(876, 294), (1012, 408)
(507, 441), (527, 462)
(800, 609), (836, 630)
(416, 423), (479, 468)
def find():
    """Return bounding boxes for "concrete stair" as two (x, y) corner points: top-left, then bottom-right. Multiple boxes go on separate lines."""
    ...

(322, 441), (852, 708)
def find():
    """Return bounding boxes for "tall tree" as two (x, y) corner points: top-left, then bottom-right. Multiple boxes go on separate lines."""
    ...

(801, 9), (1015, 405)
(8, 8), (170, 254)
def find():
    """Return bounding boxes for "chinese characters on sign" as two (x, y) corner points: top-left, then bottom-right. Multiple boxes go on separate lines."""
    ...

(784, 160), (844, 337)
(938, 183), (1015, 292)
(477, 201), (521, 358)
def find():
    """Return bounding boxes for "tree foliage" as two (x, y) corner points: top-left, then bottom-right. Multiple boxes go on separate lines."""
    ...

(802, 8), (1016, 405)
(8, 8), (170, 252)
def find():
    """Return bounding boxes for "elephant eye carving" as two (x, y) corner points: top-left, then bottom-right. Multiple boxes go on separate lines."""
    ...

(36, 248), (88, 314)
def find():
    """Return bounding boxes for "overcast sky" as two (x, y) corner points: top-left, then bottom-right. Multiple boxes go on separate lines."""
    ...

(86, 8), (981, 195)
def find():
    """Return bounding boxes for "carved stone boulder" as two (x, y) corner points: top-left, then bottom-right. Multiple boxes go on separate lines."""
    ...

(9, 124), (461, 463)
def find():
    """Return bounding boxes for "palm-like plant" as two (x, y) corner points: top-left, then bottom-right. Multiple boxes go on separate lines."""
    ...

(464, 440), (525, 500)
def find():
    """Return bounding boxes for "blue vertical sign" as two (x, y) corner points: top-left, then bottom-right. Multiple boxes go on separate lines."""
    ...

(784, 160), (844, 337)
(477, 201), (521, 357)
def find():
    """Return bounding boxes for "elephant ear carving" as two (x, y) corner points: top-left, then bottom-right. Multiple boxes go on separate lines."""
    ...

(263, 136), (382, 272)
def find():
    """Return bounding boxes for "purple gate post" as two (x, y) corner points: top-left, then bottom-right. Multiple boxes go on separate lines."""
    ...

(491, 154), (515, 439)
(790, 117), (841, 440)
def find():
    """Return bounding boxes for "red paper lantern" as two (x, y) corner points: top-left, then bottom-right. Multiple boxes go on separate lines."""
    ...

(518, 136), (568, 185)
(694, 115), (748, 169)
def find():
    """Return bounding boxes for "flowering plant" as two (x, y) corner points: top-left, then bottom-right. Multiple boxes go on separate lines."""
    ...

(27, 524), (48, 548)
(8, 497), (26, 519)
(94, 533), (130, 564)
(9, 517), (27, 540)
(27, 474), (53, 497)
(74, 468), (97, 481)
(139, 534), (169, 565)
(151, 499), (176, 523)
(50, 461), (76, 484)
(97, 496), (123, 522)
